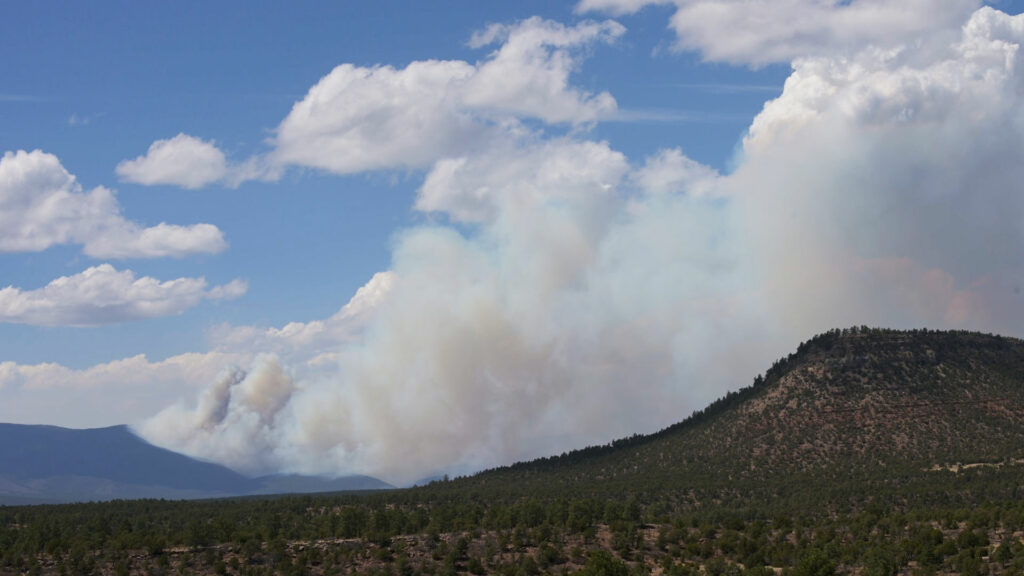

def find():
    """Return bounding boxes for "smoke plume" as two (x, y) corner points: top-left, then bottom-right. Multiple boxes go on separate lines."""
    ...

(140, 7), (1024, 485)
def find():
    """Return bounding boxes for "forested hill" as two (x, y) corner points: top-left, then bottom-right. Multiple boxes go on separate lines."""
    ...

(421, 328), (1024, 508)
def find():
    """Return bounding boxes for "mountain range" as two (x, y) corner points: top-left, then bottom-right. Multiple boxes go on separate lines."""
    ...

(0, 423), (391, 505)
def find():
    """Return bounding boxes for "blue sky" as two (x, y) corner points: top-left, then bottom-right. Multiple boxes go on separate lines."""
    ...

(3, 1), (1024, 482)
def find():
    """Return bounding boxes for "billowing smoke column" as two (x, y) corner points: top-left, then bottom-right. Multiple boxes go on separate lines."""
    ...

(142, 139), (759, 484)
(141, 6), (1024, 486)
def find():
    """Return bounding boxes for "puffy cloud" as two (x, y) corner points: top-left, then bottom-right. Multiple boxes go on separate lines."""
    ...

(0, 264), (247, 326)
(462, 18), (624, 123)
(577, 0), (980, 66)
(121, 19), (623, 184)
(270, 18), (623, 174)
(271, 60), (481, 174)
(116, 133), (276, 189)
(116, 134), (228, 189)
(0, 149), (227, 258)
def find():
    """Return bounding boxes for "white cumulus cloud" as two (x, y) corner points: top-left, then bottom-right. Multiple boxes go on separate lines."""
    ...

(0, 264), (247, 326)
(272, 60), (481, 174)
(0, 149), (227, 258)
(116, 133), (275, 189)
(577, 0), (980, 66)
(116, 133), (229, 189)
(462, 18), (624, 123)
(270, 17), (624, 175)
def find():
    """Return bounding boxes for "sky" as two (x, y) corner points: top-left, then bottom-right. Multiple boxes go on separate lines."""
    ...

(2, 0), (1024, 485)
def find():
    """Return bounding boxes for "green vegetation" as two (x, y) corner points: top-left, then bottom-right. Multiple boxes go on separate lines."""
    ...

(3, 328), (1024, 575)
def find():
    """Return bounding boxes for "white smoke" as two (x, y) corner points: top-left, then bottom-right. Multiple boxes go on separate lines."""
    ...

(140, 7), (1024, 485)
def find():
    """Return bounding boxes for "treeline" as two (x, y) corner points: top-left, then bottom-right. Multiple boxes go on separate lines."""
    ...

(5, 494), (1024, 575)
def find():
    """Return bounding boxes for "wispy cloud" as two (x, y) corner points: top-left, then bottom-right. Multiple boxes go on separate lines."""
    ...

(0, 94), (42, 103)
(68, 112), (105, 126)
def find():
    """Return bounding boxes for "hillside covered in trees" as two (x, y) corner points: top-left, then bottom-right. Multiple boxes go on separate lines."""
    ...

(2, 328), (1024, 576)
(427, 327), (1024, 507)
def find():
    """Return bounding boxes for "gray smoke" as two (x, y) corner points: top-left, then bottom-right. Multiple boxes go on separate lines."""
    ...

(140, 7), (1024, 485)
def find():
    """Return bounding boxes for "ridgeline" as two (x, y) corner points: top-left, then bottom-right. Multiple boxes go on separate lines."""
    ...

(422, 327), (1024, 510)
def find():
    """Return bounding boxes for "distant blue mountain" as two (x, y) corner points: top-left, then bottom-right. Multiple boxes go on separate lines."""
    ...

(0, 424), (250, 492)
(0, 423), (391, 505)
